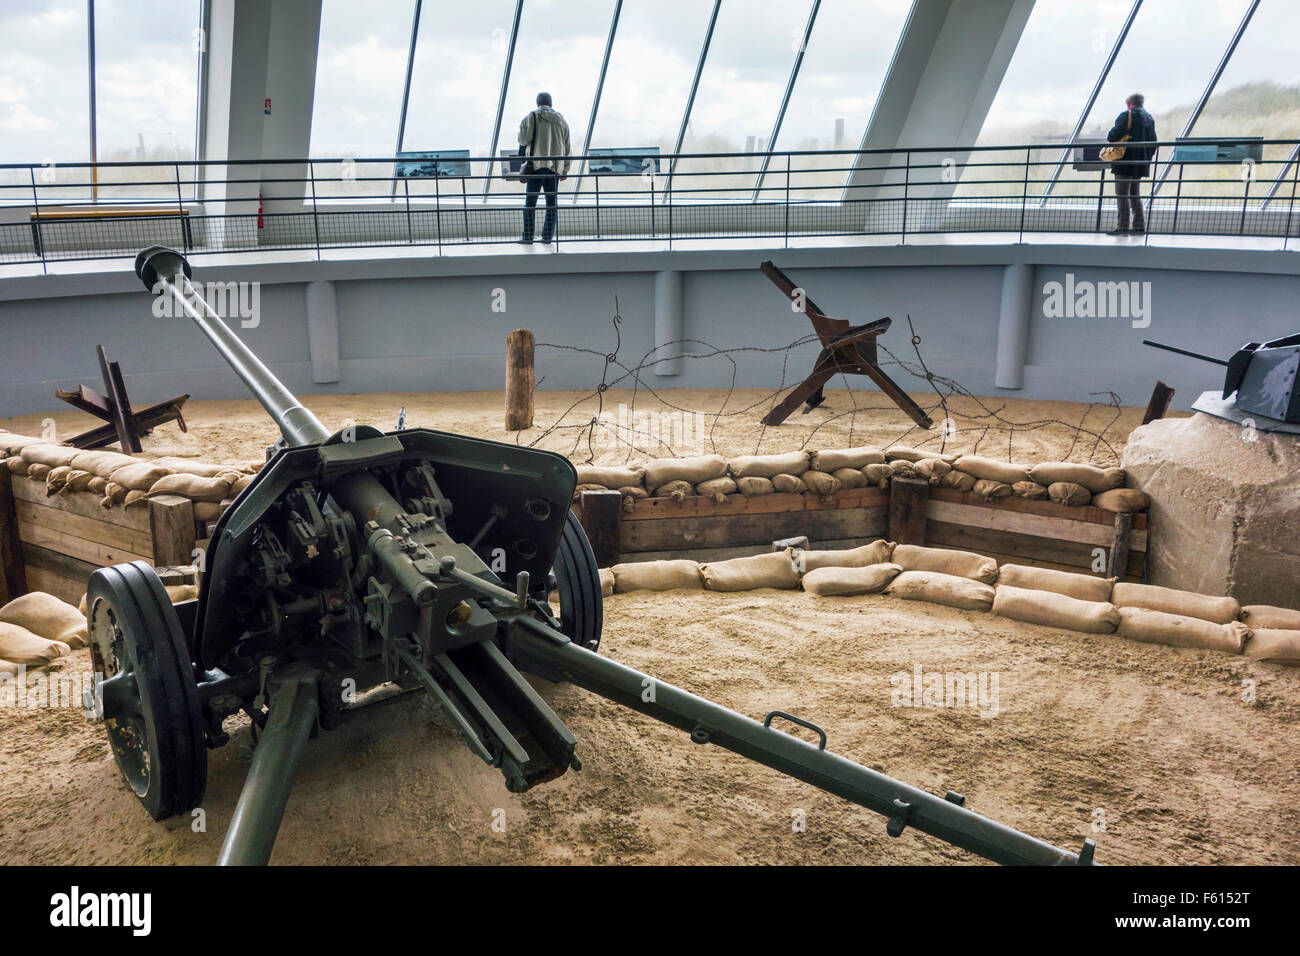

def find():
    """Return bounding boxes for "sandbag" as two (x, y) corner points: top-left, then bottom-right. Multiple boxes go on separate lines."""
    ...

(45, 465), (73, 494)
(737, 476), (774, 496)
(696, 477), (736, 502)
(231, 473), (256, 496)
(165, 583), (200, 603)
(574, 483), (607, 497)
(953, 455), (1030, 484)
(643, 455), (727, 489)
(0, 659), (18, 678)
(812, 446), (885, 472)
(100, 482), (128, 507)
(0, 622), (69, 665)
(729, 451), (810, 479)
(654, 479), (694, 501)
(110, 461), (171, 491)
(772, 473), (807, 494)
(1111, 582), (1240, 625)
(124, 489), (149, 508)
(0, 432), (44, 456)
(802, 563), (902, 596)
(619, 485), (649, 500)
(939, 469), (977, 492)
(972, 479), (1012, 501)
(700, 551), (801, 592)
(194, 501), (224, 521)
(1028, 462), (1125, 495)
(1047, 481), (1091, 506)
(913, 459), (952, 482)
(893, 544), (998, 584)
(992, 584), (1119, 634)
(60, 469), (95, 494)
(801, 470), (841, 497)
(995, 564), (1114, 603)
(599, 568), (615, 598)
(611, 560), (702, 592)
(27, 463), (51, 481)
(832, 467), (868, 489)
(798, 539), (895, 572)
(863, 463), (892, 487)
(6, 456), (29, 476)
(20, 443), (79, 468)
(1012, 480), (1048, 500)
(888, 460), (921, 480)
(1244, 628), (1300, 665)
(0, 591), (89, 649)
(71, 449), (139, 477)
(1117, 607), (1249, 654)
(885, 571), (995, 612)
(1240, 605), (1300, 630)
(149, 472), (234, 502)
(152, 457), (243, 479)
(886, 446), (957, 464)
(87, 475), (108, 495)
(1092, 488), (1150, 513)
(574, 464), (645, 489)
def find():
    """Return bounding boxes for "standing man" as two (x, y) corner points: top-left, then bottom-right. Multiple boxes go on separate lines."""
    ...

(1106, 92), (1157, 236)
(518, 92), (571, 245)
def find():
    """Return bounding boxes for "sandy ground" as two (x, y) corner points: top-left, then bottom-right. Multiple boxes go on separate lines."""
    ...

(2, 589), (1297, 865)
(1, 387), (1170, 467)
(11, 388), (1286, 867)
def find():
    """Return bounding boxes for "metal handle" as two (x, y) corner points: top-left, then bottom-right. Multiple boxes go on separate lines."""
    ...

(764, 710), (827, 750)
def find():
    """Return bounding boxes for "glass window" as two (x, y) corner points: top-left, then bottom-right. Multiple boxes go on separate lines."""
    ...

(1187, 0), (1300, 204)
(92, 0), (203, 199)
(953, 0), (1133, 200)
(0, 1), (90, 201)
(396, 0), (516, 198)
(671, 0), (815, 201)
(487, 0), (617, 198)
(761, 0), (911, 201)
(310, 0), (415, 197)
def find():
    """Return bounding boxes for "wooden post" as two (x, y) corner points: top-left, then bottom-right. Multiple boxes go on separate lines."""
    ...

(0, 470), (27, 603)
(1141, 381), (1175, 425)
(888, 477), (929, 546)
(579, 490), (622, 567)
(149, 494), (197, 567)
(1107, 511), (1133, 579)
(505, 328), (535, 431)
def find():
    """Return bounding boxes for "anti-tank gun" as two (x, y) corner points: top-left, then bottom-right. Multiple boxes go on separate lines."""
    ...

(84, 246), (1099, 866)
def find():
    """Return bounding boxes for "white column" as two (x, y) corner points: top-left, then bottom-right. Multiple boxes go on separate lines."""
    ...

(305, 280), (340, 384)
(653, 270), (683, 376)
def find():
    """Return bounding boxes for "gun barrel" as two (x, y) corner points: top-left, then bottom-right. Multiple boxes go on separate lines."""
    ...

(1141, 339), (1229, 367)
(135, 246), (330, 446)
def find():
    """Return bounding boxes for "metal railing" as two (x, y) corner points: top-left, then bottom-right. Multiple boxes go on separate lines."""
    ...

(2, 137), (1297, 270)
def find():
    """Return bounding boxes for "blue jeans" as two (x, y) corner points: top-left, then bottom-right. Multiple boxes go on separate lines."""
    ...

(523, 168), (559, 240)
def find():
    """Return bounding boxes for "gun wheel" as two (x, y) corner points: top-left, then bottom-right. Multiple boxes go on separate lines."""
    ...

(87, 561), (207, 821)
(552, 510), (603, 653)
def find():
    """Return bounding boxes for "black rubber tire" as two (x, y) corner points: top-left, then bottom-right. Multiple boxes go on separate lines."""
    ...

(87, 560), (207, 820)
(552, 510), (603, 653)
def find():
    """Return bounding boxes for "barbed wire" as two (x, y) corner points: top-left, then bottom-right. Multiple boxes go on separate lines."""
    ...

(521, 299), (1127, 466)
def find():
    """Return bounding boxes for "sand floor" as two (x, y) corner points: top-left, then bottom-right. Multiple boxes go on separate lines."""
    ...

(1, 387), (1169, 468)
(2, 589), (1297, 865)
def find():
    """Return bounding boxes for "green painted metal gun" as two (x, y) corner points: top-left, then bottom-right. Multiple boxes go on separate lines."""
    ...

(84, 246), (1098, 866)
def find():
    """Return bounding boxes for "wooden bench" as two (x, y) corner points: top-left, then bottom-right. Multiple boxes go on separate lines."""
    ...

(0, 471), (199, 605)
(29, 206), (191, 258)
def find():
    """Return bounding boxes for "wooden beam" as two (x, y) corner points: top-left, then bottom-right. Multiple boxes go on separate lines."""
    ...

(504, 329), (535, 431)
(927, 498), (1146, 552)
(623, 486), (887, 520)
(619, 507), (888, 554)
(0, 470), (27, 603)
(929, 486), (1147, 531)
(888, 476), (929, 546)
(579, 490), (622, 567)
(1108, 512), (1134, 579)
(1141, 381), (1175, 425)
(148, 494), (197, 566)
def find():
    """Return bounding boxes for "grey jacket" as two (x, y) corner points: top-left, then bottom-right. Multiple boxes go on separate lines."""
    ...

(518, 107), (572, 176)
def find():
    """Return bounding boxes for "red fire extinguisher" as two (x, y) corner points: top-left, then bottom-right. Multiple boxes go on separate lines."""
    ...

(257, 192), (264, 230)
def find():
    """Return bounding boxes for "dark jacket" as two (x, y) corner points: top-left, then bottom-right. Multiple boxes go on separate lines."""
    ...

(1108, 107), (1157, 178)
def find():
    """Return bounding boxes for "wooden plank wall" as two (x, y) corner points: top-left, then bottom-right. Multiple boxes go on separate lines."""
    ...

(2, 475), (197, 605)
(576, 480), (1148, 582)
